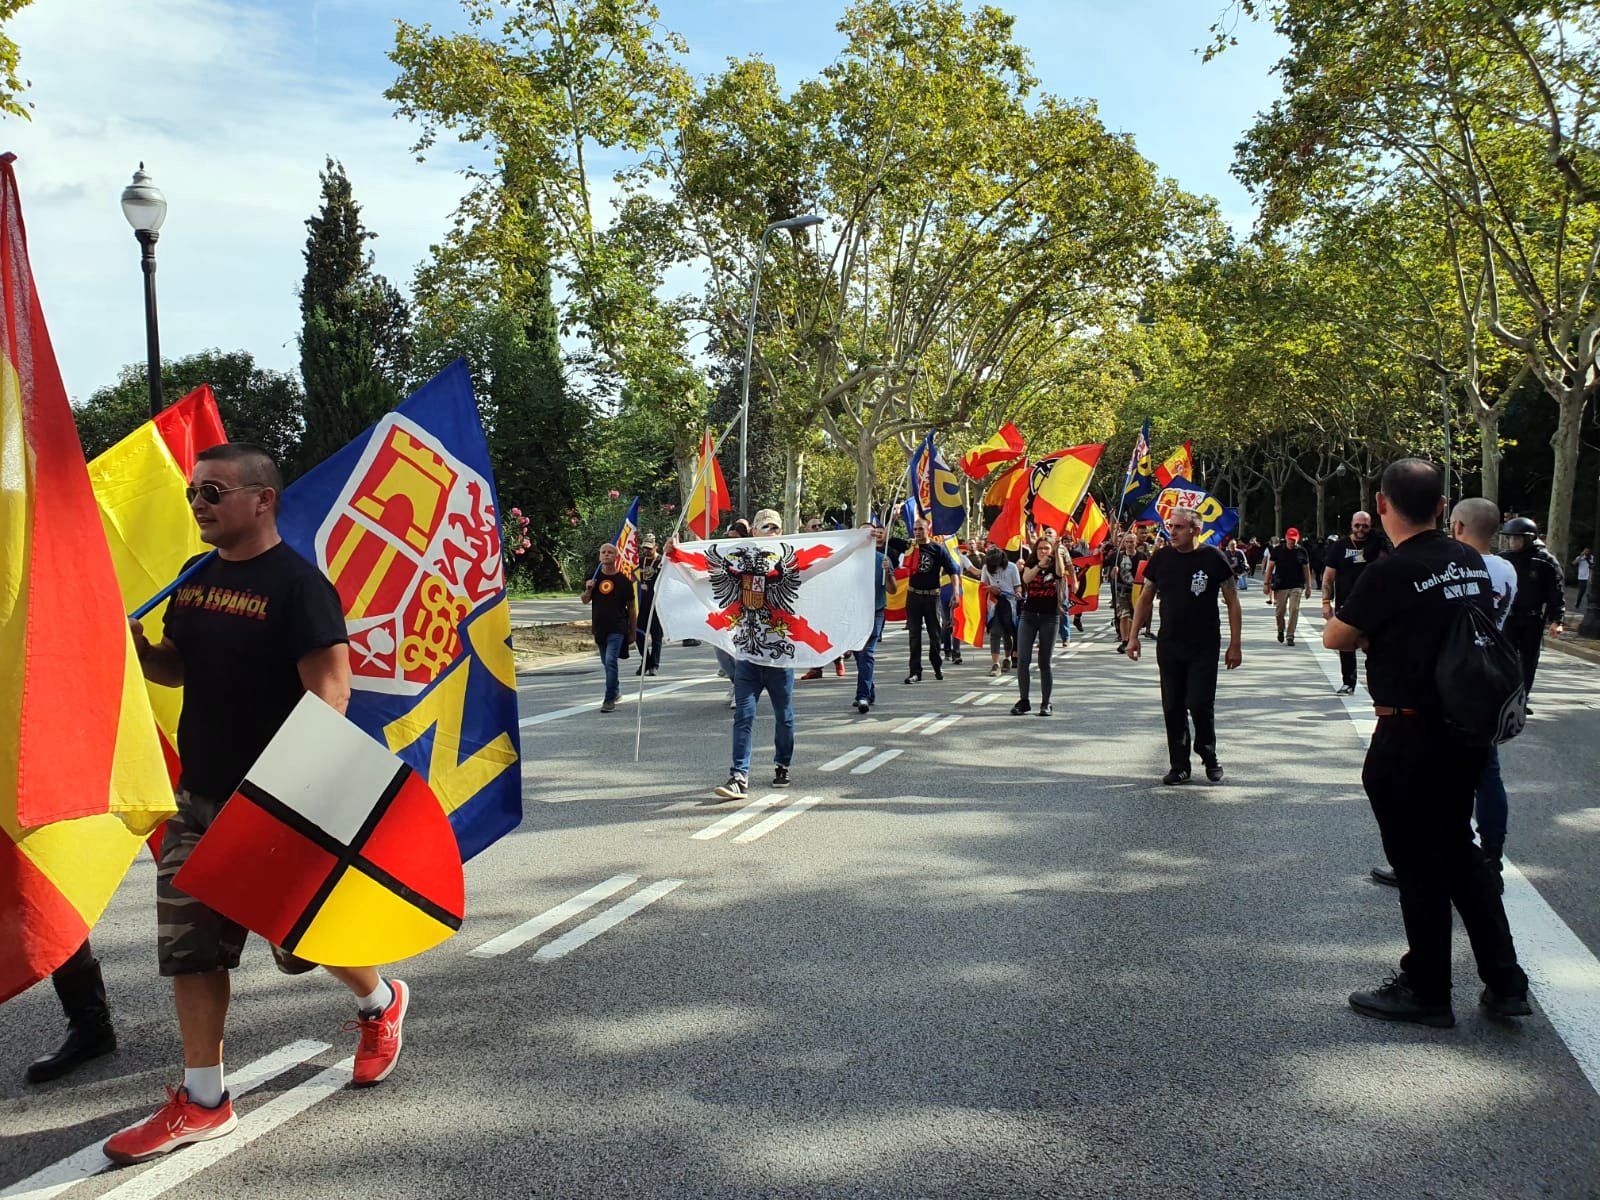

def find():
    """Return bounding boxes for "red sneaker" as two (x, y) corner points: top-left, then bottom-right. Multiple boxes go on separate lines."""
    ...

(834, 659), (846, 677)
(103, 1086), (237, 1164)
(349, 978), (408, 1086)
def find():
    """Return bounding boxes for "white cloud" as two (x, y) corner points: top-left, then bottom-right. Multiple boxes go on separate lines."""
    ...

(5, 0), (472, 399)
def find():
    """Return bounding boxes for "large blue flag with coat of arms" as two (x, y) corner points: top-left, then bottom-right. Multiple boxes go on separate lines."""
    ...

(277, 359), (523, 862)
(1139, 476), (1240, 547)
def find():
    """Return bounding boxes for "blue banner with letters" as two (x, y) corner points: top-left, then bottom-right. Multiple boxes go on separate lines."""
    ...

(1138, 476), (1240, 547)
(908, 431), (964, 536)
(277, 359), (523, 863)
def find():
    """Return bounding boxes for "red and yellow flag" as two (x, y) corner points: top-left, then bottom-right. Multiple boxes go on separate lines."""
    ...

(683, 430), (732, 538)
(1077, 495), (1110, 552)
(984, 459), (1030, 552)
(1030, 444), (1105, 534)
(884, 564), (910, 621)
(1154, 441), (1194, 489)
(1069, 555), (1102, 614)
(88, 385), (227, 781)
(0, 154), (175, 1003)
(959, 422), (1025, 480)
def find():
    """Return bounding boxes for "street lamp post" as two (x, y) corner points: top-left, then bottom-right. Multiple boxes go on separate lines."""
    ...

(739, 213), (823, 519)
(120, 163), (168, 419)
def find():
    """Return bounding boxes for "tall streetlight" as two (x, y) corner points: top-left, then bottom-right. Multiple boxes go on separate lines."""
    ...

(120, 163), (167, 418)
(739, 213), (823, 518)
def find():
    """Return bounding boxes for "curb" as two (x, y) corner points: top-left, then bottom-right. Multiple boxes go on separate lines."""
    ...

(1545, 633), (1600, 668)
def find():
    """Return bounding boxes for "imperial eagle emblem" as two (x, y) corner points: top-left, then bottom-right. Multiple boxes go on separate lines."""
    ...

(704, 542), (805, 660)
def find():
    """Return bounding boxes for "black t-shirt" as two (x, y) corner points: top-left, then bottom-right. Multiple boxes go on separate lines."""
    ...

(907, 542), (959, 590)
(1267, 544), (1309, 591)
(1336, 530), (1494, 709)
(1144, 545), (1234, 649)
(161, 542), (349, 800)
(1325, 534), (1384, 601)
(589, 571), (635, 641)
(1020, 562), (1062, 615)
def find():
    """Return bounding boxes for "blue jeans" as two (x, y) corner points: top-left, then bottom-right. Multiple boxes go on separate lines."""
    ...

(731, 661), (794, 778)
(599, 632), (624, 702)
(855, 610), (886, 704)
(715, 648), (735, 678)
(1474, 745), (1507, 847)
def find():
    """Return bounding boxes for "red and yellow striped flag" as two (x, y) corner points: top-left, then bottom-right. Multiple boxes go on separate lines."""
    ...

(1077, 495), (1110, 551)
(684, 429), (732, 538)
(0, 154), (175, 1003)
(1153, 441), (1194, 489)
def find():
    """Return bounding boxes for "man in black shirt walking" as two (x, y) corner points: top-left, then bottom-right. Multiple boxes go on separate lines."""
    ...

(1264, 527), (1312, 645)
(1320, 511), (1386, 694)
(1126, 507), (1243, 784)
(903, 517), (976, 684)
(581, 543), (637, 713)
(1499, 516), (1564, 707)
(1324, 458), (1530, 1028)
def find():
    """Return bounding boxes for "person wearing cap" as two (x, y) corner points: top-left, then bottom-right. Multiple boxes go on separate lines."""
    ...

(1264, 528), (1312, 645)
(1499, 516), (1564, 708)
(633, 534), (665, 677)
(713, 509), (796, 799)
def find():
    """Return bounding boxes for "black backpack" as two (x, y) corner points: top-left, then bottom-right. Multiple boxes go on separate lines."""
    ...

(1435, 601), (1526, 745)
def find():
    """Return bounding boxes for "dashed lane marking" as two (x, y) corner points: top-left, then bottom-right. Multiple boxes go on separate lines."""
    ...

(895, 713), (938, 734)
(819, 746), (874, 772)
(974, 693), (1003, 707)
(733, 795), (822, 844)
(691, 793), (784, 840)
(532, 879), (684, 962)
(923, 714), (962, 736)
(2, 1040), (332, 1200)
(518, 675), (721, 727)
(954, 690), (981, 705)
(468, 875), (637, 958)
(851, 749), (903, 774)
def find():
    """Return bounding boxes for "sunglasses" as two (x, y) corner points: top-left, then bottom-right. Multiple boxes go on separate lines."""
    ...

(186, 482), (265, 505)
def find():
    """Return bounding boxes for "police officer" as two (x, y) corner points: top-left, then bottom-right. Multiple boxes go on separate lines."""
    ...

(1324, 459), (1529, 1027)
(1499, 516), (1564, 708)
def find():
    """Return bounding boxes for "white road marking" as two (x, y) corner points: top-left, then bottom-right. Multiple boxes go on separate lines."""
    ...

(954, 690), (981, 705)
(0, 1040), (331, 1200)
(895, 713), (937, 734)
(533, 879), (684, 962)
(851, 749), (903, 774)
(518, 675), (721, 727)
(990, 674), (1011, 687)
(690, 793), (784, 840)
(819, 746), (874, 773)
(733, 795), (822, 844)
(974, 693), (1003, 707)
(468, 874), (637, 957)
(1307, 621), (1600, 1097)
(923, 714), (963, 736)
(96, 1059), (355, 1200)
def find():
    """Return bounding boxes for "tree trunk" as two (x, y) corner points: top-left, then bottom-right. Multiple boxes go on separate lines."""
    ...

(783, 445), (805, 532)
(1273, 488), (1284, 538)
(1359, 474), (1374, 514)
(1314, 479), (1327, 540)
(1545, 388), (1585, 567)
(1476, 404), (1502, 506)
(853, 429), (876, 530)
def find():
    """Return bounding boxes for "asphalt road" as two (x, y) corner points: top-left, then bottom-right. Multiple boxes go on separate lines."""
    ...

(5, 596), (1600, 1199)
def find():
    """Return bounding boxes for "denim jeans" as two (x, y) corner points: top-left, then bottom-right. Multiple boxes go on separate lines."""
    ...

(599, 632), (624, 702)
(1474, 745), (1507, 848)
(855, 610), (886, 704)
(731, 661), (795, 778)
(715, 648), (736, 678)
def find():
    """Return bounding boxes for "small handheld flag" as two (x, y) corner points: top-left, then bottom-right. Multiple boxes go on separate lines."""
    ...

(684, 430), (732, 538)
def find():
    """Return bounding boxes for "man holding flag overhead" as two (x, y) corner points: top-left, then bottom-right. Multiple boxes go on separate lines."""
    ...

(105, 442), (413, 1165)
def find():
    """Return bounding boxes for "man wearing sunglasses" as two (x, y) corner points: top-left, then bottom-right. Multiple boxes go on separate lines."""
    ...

(106, 443), (409, 1166)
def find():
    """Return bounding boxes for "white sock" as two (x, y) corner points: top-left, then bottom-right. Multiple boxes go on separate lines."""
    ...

(184, 1063), (224, 1108)
(356, 980), (392, 1016)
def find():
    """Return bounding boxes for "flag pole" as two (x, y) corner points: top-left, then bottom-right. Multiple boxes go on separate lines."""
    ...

(130, 552), (215, 621)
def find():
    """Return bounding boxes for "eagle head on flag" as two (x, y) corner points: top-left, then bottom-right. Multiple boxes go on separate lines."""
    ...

(277, 360), (522, 864)
(659, 529), (876, 669)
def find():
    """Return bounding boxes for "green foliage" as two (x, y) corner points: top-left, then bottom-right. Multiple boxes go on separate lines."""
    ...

(72, 349), (305, 469)
(0, 1), (35, 122)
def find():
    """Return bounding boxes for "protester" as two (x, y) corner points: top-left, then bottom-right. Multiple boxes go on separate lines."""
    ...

(904, 517), (977, 683)
(853, 523), (893, 714)
(1500, 516), (1564, 710)
(109, 443), (407, 1165)
(714, 509), (796, 798)
(1325, 459), (1530, 1027)
(1224, 537), (1249, 592)
(1111, 532), (1143, 654)
(25, 939), (115, 1083)
(633, 535), (664, 677)
(1320, 511), (1386, 694)
(1265, 527), (1312, 644)
(981, 545), (1020, 674)
(1012, 533), (1064, 716)
(714, 517), (765, 708)
(1126, 506), (1242, 784)
(581, 542), (637, 714)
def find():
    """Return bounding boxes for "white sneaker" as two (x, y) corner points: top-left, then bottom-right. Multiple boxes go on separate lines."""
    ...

(725, 687), (735, 709)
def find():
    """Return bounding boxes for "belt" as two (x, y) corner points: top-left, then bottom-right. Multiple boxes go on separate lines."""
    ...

(1372, 706), (1419, 717)
(909, 587), (941, 596)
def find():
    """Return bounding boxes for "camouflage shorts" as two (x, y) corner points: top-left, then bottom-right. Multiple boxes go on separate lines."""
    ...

(156, 787), (317, 978)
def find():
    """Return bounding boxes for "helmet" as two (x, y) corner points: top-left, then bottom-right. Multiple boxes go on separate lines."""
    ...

(1500, 517), (1539, 537)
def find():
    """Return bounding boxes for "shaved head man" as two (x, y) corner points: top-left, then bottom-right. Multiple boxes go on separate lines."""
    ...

(1321, 509), (1388, 694)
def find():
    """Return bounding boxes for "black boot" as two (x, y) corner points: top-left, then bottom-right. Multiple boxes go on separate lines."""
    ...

(27, 952), (116, 1084)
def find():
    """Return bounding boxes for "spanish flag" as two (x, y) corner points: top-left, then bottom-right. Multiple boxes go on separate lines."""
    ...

(683, 429), (732, 538)
(984, 459), (1030, 552)
(88, 385), (227, 781)
(1068, 555), (1102, 614)
(884, 563), (910, 622)
(0, 154), (175, 1003)
(1153, 441), (1194, 489)
(959, 422), (1025, 479)
(951, 574), (987, 647)
(1076, 495), (1110, 552)
(1030, 444), (1105, 534)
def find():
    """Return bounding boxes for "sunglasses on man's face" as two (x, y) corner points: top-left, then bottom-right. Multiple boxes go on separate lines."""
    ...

(186, 482), (265, 505)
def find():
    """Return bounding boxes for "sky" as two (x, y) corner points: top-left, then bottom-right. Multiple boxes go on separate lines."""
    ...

(3, 0), (1286, 402)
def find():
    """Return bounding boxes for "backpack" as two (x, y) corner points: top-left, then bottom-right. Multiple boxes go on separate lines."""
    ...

(1435, 600), (1526, 745)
